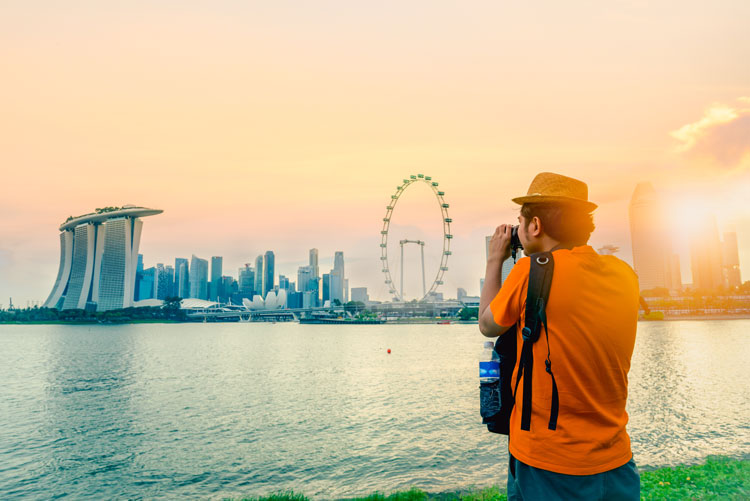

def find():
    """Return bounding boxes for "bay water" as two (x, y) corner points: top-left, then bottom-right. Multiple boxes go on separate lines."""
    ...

(1, 321), (748, 499)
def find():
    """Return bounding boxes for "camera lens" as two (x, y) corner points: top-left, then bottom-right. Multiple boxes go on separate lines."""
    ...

(510, 225), (523, 251)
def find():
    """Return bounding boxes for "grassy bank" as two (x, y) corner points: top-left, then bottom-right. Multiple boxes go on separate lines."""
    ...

(236, 456), (748, 501)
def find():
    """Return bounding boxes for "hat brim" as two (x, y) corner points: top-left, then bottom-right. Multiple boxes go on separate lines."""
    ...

(512, 195), (597, 212)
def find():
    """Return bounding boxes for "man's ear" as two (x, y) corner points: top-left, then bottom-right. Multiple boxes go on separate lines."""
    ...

(531, 216), (543, 237)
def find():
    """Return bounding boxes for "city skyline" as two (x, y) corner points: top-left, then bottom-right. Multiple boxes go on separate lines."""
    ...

(4, 183), (749, 309)
(2, 2), (750, 306)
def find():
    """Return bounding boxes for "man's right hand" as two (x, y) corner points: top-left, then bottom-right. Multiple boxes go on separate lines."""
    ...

(487, 224), (513, 265)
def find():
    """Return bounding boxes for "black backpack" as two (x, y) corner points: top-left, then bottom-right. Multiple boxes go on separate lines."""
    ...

(480, 251), (560, 435)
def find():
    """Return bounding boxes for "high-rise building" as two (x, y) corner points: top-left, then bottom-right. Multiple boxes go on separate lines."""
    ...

(177, 261), (190, 299)
(669, 254), (682, 291)
(457, 287), (467, 301)
(297, 266), (313, 295)
(329, 269), (343, 304)
(210, 256), (223, 301)
(238, 264), (255, 297)
(486, 234), (523, 286)
(329, 251), (346, 303)
(220, 276), (235, 302)
(287, 291), (303, 309)
(174, 258), (189, 298)
(278, 275), (290, 291)
(351, 287), (369, 303)
(690, 215), (724, 291)
(156, 263), (174, 300)
(722, 231), (742, 288)
(138, 266), (156, 300)
(135, 254), (145, 301)
(322, 273), (330, 303)
(263, 251), (275, 297)
(44, 206), (162, 311)
(628, 183), (676, 292)
(189, 255), (209, 299)
(309, 248), (319, 280)
(254, 255), (264, 295)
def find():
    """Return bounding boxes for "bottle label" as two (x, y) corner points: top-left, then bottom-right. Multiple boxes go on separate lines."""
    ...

(479, 361), (500, 378)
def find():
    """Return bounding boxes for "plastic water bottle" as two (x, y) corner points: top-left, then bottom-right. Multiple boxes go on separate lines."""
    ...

(479, 341), (500, 383)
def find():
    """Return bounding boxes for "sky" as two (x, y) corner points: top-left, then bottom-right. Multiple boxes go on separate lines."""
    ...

(1, 1), (749, 307)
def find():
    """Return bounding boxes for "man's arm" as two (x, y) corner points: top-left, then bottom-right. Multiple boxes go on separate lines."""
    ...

(479, 225), (514, 337)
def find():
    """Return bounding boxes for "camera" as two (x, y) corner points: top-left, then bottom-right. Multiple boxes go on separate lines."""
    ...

(510, 225), (523, 260)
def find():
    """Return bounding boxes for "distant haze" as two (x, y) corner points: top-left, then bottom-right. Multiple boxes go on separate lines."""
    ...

(1, 2), (749, 306)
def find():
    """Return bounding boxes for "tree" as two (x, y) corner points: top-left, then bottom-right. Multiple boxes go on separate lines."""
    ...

(458, 307), (479, 321)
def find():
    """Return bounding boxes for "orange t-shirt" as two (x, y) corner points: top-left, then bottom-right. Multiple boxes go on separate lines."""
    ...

(489, 245), (639, 475)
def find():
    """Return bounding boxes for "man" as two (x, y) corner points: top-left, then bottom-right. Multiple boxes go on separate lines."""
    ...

(479, 172), (640, 500)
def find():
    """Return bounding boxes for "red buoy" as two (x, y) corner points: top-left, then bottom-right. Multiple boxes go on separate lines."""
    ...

(387, 348), (391, 354)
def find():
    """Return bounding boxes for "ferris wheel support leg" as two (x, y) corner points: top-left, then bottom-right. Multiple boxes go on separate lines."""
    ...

(400, 242), (404, 300)
(421, 244), (426, 296)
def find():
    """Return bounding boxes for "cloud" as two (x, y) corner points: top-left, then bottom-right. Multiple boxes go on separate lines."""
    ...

(671, 97), (750, 169)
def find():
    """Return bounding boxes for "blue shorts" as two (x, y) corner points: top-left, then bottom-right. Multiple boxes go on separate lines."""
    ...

(507, 453), (640, 501)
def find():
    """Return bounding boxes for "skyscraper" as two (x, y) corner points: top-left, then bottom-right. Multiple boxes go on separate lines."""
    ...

(628, 183), (675, 292)
(44, 206), (162, 311)
(138, 266), (156, 300)
(309, 248), (320, 303)
(156, 263), (174, 300)
(723, 231), (742, 288)
(322, 273), (330, 303)
(278, 275), (290, 290)
(690, 215), (724, 291)
(174, 258), (189, 298)
(189, 255), (209, 299)
(487, 234), (523, 286)
(177, 261), (190, 299)
(297, 266), (313, 295)
(329, 251), (346, 303)
(254, 255), (264, 295)
(210, 256), (223, 301)
(309, 248), (319, 279)
(351, 287), (369, 303)
(238, 264), (255, 297)
(263, 250), (275, 297)
(135, 253), (144, 301)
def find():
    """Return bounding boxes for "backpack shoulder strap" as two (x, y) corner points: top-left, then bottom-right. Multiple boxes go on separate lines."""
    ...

(513, 251), (556, 431)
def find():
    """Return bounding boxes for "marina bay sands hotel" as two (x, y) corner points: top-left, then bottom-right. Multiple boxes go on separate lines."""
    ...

(43, 206), (162, 312)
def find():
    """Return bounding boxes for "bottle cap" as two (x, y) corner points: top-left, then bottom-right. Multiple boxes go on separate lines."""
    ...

(484, 341), (494, 348)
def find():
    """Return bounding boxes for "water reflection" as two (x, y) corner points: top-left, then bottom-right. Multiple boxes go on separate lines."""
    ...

(628, 321), (750, 468)
(0, 321), (747, 499)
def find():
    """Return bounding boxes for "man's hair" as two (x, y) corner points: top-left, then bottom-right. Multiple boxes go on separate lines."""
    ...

(520, 203), (595, 247)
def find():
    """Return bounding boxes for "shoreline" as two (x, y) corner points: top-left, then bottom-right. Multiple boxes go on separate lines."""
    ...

(237, 456), (749, 500)
(3, 315), (750, 325)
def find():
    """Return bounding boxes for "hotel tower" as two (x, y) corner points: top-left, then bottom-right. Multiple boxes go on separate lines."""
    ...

(628, 183), (680, 292)
(43, 206), (162, 311)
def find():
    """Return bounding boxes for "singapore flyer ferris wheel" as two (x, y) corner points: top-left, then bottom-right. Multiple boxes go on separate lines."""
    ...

(380, 174), (452, 302)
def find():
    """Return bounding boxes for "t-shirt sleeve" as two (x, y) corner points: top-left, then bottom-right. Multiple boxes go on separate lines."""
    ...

(489, 257), (529, 327)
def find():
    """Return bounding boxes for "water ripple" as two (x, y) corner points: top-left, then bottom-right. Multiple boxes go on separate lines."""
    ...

(0, 322), (748, 499)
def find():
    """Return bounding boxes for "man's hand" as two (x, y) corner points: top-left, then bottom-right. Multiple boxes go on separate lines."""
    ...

(487, 224), (513, 265)
(479, 224), (515, 337)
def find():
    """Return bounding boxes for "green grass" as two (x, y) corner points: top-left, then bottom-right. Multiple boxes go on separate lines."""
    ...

(233, 456), (747, 501)
(639, 455), (748, 500)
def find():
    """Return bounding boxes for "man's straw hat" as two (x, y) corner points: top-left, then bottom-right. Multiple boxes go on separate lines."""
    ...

(512, 172), (598, 212)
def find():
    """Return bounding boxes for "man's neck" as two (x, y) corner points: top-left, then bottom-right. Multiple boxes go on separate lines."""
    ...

(538, 236), (563, 253)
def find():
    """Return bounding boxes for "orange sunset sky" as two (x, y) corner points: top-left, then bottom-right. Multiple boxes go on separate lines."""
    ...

(1, 1), (749, 306)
